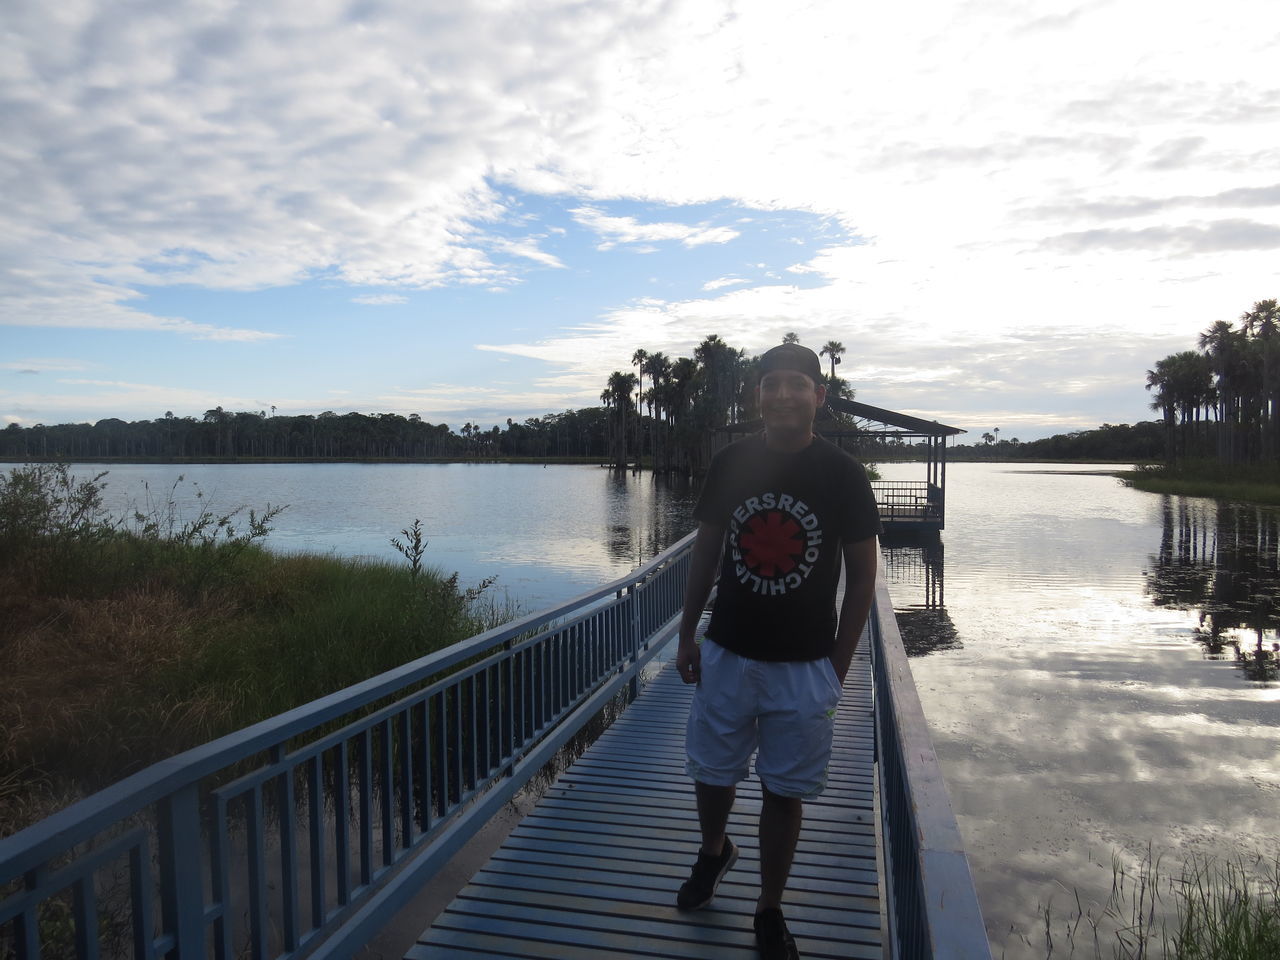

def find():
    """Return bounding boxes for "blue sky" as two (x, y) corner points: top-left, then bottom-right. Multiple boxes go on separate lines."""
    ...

(4, 1), (1280, 441)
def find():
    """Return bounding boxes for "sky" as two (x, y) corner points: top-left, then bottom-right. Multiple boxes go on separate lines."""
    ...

(3, 0), (1279, 442)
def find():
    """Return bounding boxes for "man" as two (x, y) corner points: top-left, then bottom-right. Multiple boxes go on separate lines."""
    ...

(674, 342), (881, 960)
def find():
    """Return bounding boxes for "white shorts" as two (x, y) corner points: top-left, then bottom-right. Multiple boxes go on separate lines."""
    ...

(685, 639), (843, 799)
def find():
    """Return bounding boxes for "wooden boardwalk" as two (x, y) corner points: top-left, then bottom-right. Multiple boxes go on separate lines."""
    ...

(411, 635), (881, 959)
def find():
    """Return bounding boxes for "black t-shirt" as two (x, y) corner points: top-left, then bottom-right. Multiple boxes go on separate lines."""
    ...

(693, 433), (882, 662)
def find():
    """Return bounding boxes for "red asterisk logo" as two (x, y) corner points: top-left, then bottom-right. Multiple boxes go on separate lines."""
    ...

(740, 511), (802, 576)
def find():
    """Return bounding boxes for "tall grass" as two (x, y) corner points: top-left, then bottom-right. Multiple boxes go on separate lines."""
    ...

(1120, 461), (1280, 507)
(1, 463), (508, 838)
(1029, 849), (1280, 959)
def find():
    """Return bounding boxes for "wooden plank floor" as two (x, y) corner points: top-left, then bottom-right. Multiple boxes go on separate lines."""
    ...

(410, 634), (880, 959)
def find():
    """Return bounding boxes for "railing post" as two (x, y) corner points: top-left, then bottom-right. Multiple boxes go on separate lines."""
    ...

(157, 783), (206, 958)
(626, 584), (640, 701)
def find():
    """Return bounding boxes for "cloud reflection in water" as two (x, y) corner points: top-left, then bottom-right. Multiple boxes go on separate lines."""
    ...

(877, 463), (1280, 958)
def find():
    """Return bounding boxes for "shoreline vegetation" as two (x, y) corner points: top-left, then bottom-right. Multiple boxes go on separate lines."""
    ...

(0, 331), (1167, 476)
(1130, 298), (1280, 509)
(1030, 850), (1280, 960)
(1120, 461), (1280, 508)
(0, 463), (509, 840)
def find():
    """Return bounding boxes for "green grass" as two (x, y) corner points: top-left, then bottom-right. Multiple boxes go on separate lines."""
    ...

(1031, 850), (1280, 959)
(0, 463), (508, 838)
(1119, 461), (1280, 507)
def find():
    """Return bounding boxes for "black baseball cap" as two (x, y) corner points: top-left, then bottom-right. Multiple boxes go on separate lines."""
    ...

(758, 343), (823, 384)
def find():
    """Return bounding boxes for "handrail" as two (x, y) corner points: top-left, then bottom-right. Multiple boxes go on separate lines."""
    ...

(1, 532), (697, 960)
(4, 532), (995, 960)
(870, 558), (991, 959)
(871, 480), (943, 522)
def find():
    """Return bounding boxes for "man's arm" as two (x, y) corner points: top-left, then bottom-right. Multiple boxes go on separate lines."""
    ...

(675, 521), (725, 684)
(830, 535), (879, 684)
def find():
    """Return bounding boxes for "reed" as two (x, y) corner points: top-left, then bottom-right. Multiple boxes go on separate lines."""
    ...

(1029, 849), (1280, 959)
(1120, 461), (1280, 507)
(0, 463), (507, 838)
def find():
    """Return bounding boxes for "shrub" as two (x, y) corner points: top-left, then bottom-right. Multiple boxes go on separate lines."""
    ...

(1, 465), (505, 838)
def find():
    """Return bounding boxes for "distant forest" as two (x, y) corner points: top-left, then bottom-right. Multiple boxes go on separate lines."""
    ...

(2, 331), (1168, 467)
(1, 334), (854, 474)
(945, 421), (1164, 462)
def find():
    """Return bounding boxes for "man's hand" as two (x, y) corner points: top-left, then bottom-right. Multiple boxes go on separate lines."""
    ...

(830, 535), (878, 686)
(675, 521), (723, 686)
(676, 638), (701, 684)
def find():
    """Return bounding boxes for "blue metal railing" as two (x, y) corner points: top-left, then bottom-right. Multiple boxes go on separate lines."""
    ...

(0, 534), (695, 960)
(872, 480), (943, 523)
(869, 558), (991, 959)
(3, 535), (993, 959)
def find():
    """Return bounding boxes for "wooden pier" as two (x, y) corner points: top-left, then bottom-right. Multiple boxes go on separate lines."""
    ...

(414, 636), (881, 959)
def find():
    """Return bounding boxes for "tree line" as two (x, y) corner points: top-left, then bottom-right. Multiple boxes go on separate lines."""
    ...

(1, 333), (853, 471)
(1, 407), (611, 462)
(599, 332), (853, 474)
(944, 422), (1165, 462)
(1145, 298), (1280, 464)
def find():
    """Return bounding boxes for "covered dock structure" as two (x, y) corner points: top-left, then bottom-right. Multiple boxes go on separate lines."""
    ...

(718, 397), (965, 538)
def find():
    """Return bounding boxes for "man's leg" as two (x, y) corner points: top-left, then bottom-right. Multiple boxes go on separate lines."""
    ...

(695, 780), (736, 856)
(680, 640), (750, 910)
(677, 781), (741, 909)
(756, 786), (803, 912)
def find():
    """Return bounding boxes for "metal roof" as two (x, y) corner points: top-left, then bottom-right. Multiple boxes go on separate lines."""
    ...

(724, 397), (965, 438)
(827, 396), (966, 437)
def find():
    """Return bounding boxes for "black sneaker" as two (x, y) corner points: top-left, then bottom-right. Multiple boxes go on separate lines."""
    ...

(676, 837), (738, 910)
(754, 908), (799, 960)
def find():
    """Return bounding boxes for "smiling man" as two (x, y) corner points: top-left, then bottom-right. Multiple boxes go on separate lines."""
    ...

(674, 342), (881, 960)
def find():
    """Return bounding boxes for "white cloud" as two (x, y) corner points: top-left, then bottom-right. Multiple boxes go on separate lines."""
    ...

(4, 0), (1280, 431)
(703, 276), (748, 290)
(1, 358), (87, 373)
(0, 378), (262, 424)
(570, 207), (741, 249)
(352, 294), (409, 305)
(1, 1), (679, 332)
(489, 238), (566, 269)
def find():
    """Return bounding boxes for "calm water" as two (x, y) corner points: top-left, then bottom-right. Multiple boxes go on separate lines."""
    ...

(85, 462), (699, 610)
(877, 462), (1280, 956)
(73, 460), (1280, 955)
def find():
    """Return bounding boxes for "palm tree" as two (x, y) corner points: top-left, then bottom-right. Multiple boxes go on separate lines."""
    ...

(1242, 299), (1280, 461)
(669, 357), (699, 475)
(643, 351), (672, 472)
(602, 371), (638, 470)
(693, 335), (738, 427)
(1199, 319), (1241, 462)
(1146, 359), (1177, 463)
(782, 332), (800, 344)
(1148, 352), (1215, 462)
(819, 341), (845, 382)
(632, 348), (649, 472)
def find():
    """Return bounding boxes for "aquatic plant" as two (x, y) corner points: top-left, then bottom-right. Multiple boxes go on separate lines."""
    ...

(1028, 848), (1280, 959)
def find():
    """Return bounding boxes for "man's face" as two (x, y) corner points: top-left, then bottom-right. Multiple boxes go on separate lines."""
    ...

(758, 369), (825, 434)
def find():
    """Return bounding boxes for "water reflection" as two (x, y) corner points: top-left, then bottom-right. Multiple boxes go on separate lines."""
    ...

(602, 471), (699, 570)
(83, 462), (700, 611)
(877, 462), (1280, 959)
(1147, 496), (1280, 685)
(882, 540), (962, 657)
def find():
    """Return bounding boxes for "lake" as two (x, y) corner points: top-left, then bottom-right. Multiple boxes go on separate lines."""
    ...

(69, 460), (1280, 955)
(85, 462), (700, 610)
